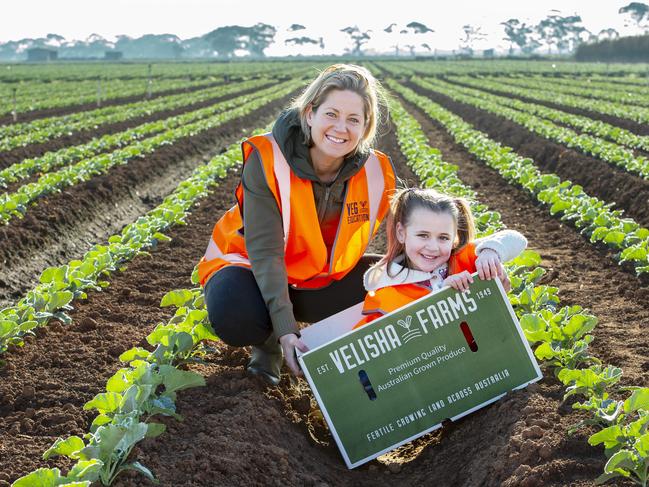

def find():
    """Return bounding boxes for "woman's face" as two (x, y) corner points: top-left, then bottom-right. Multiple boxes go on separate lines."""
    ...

(306, 89), (366, 164)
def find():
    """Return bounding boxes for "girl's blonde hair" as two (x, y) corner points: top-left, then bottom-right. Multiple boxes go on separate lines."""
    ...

(380, 187), (476, 276)
(290, 64), (387, 155)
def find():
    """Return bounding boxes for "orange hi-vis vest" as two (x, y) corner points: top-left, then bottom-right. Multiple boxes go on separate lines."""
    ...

(354, 243), (477, 328)
(197, 133), (396, 289)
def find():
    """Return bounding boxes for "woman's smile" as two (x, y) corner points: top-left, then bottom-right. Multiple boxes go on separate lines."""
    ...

(325, 134), (347, 144)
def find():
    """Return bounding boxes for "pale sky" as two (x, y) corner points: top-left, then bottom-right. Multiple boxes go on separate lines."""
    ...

(1, 0), (642, 54)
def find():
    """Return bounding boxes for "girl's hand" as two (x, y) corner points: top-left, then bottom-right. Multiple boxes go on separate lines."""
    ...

(279, 333), (309, 377)
(475, 249), (504, 280)
(444, 271), (474, 292)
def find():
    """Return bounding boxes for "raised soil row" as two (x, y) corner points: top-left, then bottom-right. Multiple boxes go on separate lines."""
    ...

(0, 78), (255, 127)
(0, 92), (295, 306)
(405, 81), (649, 237)
(1, 108), (645, 485)
(0, 79), (281, 170)
(446, 76), (649, 137)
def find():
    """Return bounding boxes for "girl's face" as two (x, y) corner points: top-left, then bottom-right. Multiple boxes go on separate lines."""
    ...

(306, 89), (366, 165)
(396, 207), (456, 273)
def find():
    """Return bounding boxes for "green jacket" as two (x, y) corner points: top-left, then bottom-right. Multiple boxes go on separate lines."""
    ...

(241, 108), (369, 338)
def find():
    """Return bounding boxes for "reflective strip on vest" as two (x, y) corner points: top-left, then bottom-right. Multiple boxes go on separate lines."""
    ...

(204, 237), (251, 267)
(365, 153), (384, 236)
(198, 133), (396, 288)
(269, 134), (291, 245)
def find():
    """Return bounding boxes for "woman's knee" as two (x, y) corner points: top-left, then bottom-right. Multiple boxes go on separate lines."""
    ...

(207, 302), (250, 346)
(203, 268), (271, 347)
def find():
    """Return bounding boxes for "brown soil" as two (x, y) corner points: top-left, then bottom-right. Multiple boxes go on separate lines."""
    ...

(443, 80), (649, 161)
(449, 77), (649, 137)
(407, 81), (649, 229)
(1, 110), (642, 486)
(0, 78), (249, 126)
(395, 94), (649, 385)
(0, 80), (280, 170)
(0, 166), (244, 484)
(0, 92), (295, 306)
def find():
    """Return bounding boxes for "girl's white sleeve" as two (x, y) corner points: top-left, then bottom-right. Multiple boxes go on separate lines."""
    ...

(474, 230), (527, 263)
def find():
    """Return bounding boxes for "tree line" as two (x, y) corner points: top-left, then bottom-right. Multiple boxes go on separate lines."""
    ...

(2, 2), (648, 61)
(575, 34), (649, 62)
(499, 3), (648, 56)
(207, 2), (649, 57)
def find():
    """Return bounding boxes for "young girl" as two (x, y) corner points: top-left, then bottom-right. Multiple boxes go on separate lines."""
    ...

(354, 188), (527, 328)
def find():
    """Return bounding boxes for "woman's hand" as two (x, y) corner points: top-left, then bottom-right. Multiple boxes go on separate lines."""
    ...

(475, 249), (504, 280)
(279, 333), (309, 377)
(444, 271), (474, 292)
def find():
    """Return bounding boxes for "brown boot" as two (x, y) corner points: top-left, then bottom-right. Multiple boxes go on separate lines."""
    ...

(247, 333), (283, 386)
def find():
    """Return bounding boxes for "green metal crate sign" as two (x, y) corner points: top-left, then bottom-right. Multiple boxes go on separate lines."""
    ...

(298, 276), (541, 469)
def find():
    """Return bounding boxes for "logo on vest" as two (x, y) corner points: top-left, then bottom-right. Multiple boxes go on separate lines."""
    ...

(346, 200), (370, 224)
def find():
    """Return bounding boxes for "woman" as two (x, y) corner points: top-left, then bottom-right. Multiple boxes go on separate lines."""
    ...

(197, 64), (396, 385)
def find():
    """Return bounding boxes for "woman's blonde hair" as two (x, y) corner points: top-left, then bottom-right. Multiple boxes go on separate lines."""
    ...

(380, 187), (476, 277)
(291, 64), (387, 155)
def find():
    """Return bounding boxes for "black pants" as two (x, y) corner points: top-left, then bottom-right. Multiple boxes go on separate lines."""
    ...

(204, 255), (381, 347)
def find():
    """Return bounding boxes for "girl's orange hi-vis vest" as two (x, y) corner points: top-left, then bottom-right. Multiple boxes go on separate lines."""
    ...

(197, 133), (396, 289)
(354, 243), (477, 328)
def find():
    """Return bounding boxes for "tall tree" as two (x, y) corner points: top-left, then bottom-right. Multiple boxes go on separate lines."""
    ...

(384, 23), (397, 33)
(285, 36), (324, 50)
(407, 21), (434, 55)
(205, 26), (246, 58)
(559, 15), (589, 52)
(459, 24), (486, 55)
(535, 14), (563, 54)
(246, 23), (276, 57)
(535, 13), (588, 54)
(619, 2), (649, 33)
(597, 28), (620, 41)
(406, 22), (434, 34)
(340, 26), (371, 55)
(205, 23), (276, 58)
(386, 22), (435, 56)
(501, 18), (536, 55)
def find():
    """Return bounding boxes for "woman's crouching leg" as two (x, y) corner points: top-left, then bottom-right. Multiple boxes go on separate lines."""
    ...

(203, 266), (272, 347)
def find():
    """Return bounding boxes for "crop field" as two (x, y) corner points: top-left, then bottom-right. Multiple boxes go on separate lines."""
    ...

(0, 60), (648, 486)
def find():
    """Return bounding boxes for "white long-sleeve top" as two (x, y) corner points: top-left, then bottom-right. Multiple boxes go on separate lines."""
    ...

(364, 229), (528, 293)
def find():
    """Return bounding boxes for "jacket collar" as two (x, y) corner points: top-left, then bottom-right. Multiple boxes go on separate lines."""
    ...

(363, 255), (448, 291)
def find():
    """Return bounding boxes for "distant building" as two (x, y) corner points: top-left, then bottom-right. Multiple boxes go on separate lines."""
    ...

(27, 48), (58, 62)
(104, 51), (123, 60)
(483, 48), (495, 58)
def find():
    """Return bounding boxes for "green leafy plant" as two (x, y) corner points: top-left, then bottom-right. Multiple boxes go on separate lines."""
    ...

(0, 77), (274, 187)
(389, 79), (649, 275)
(589, 388), (649, 486)
(0, 79), (303, 224)
(380, 85), (647, 487)
(13, 284), (212, 486)
(0, 104), (289, 356)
